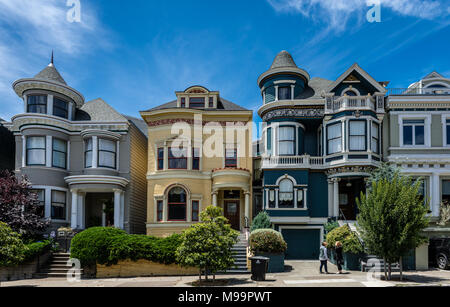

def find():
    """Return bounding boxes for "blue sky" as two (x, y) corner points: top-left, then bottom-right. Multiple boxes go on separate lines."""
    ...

(0, 0), (449, 138)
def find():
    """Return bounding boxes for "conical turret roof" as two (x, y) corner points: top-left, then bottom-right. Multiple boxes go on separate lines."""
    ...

(34, 63), (67, 85)
(270, 50), (298, 69)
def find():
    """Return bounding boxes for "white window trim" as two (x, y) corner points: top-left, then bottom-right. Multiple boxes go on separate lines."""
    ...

(442, 114), (450, 147)
(398, 114), (431, 148)
(342, 87), (361, 96)
(31, 186), (69, 222)
(326, 120), (344, 155)
(271, 122), (305, 156)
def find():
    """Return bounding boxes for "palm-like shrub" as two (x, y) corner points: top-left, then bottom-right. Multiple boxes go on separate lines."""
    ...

(249, 229), (287, 254)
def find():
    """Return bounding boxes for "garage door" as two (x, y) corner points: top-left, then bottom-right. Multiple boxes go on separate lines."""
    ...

(281, 228), (321, 260)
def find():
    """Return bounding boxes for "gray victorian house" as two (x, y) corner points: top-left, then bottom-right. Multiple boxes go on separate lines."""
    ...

(6, 59), (148, 234)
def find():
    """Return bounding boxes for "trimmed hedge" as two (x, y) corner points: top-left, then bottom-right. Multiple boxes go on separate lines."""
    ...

(249, 229), (287, 254)
(22, 240), (52, 263)
(70, 227), (182, 267)
(326, 225), (363, 254)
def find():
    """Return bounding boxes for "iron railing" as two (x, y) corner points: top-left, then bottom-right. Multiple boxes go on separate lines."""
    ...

(388, 87), (450, 96)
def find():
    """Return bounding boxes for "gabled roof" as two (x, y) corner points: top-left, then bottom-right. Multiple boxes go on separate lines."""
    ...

(80, 98), (128, 122)
(123, 115), (148, 137)
(326, 63), (386, 94)
(423, 71), (445, 80)
(142, 97), (250, 112)
(34, 63), (67, 85)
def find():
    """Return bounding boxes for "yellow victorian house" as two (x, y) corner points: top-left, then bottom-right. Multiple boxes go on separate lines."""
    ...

(140, 86), (253, 237)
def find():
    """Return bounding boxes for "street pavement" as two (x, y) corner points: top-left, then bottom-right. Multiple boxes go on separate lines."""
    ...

(1, 261), (449, 287)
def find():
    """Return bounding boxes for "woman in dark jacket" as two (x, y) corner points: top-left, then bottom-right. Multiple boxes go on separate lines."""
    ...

(335, 241), (344, 274)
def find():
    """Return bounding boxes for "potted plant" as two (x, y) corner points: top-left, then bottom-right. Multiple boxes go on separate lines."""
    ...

(249, 229), (287, 273)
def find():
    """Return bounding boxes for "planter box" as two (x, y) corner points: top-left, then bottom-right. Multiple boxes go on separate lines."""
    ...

(96, 260), (198, 278)
(255, 253), (285, 273)
(330, 250), (362, 271)
(0, 251), (51, 282)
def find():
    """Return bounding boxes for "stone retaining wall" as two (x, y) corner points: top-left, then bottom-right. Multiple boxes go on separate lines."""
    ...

(0, 252), (51, 282)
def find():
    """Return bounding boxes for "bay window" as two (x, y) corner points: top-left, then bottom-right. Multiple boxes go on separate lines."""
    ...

(403, 119), (425, 146)
(169, 147), (187, 169)
(279, 179), (294, 208)
(371, 122), (380, 153)
(52, 138), (67, 169)
(349, 121), (366, 151)
(85, 138), (93, 168)
(327, 123), (342, 155)
(51, 190), (66, 220)
(278, 126), (295, 156)
(27, 95), (47, 114)
(157, 148), (164, 170)
(168, 187), (187, 221)
(278, 86), (291, 100)
(266, 127), (272, 155)
(26, 136), (46, 166)
(98, 138), (117, 169)
(31, 189), (45, 218)
(53, 98), (69, 119)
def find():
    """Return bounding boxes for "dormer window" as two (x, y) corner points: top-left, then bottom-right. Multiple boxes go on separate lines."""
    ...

(209, 97), (214, 108)
(189, 97), (205, 109)
(181, 97), (186, 108)
(27, 95), (47, 114)
(278, 86), (292, 100)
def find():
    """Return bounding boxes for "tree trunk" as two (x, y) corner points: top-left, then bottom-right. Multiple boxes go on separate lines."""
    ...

(399, 257), (403, 281)
(199, 270), (202, 285)
(388, 263), (392, 280)
(205, 267), (208, 281)
(384, 258), (387, 281)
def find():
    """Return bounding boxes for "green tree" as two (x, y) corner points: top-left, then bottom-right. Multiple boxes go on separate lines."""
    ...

(176, 206), (239, 283)
(250, 211), (272, 232)
(366, 162), (401, 190)
(0, 222), (26, 267)
(357, 175), (429, 280)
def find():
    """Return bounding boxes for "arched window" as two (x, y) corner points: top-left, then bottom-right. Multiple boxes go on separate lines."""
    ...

(168, 187), (187, 221)
(279, 179), (294, 208)
(342, 88), (359, 96)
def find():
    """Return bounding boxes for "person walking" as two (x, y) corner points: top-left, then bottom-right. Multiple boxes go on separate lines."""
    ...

(335, 241), (344, 274)
(319, 242), (329, 274)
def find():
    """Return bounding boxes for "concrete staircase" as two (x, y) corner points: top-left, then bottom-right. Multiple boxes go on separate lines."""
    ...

(226, 233), (250, 274)
(34, 253), (83, 279)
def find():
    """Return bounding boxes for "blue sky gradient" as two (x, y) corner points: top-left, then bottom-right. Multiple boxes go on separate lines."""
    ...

(0, 0), (449, 138)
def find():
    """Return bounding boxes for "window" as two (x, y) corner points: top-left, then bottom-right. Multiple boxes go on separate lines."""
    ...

(85, 138), (93, 168)
(31, 189), (45, 218)
(327, 123), (342, 155)
(225, 148), (237, 167)
(209, 97), (214, 108)
(51, 190), (66, 220)
(26, 136), (46, 166)
(180, 97), (186, 108)
(157, 148), (164, 170)
(98, 138), (116, 169)
(268, 190), (276, 209)
(297, 189), (304, 209)
(446, 119), (450, 145)
(278, 126), (295, 156)
(224, 190), (240, 199)
(279, 179), (294, 208)
(267, 127), (272, 155)
(413, 177), (429, 209)
(192, 148), (200, 170)
(278, 87), (291, 100)
(53, 98), (69, 119)
(443, 180), (450, 204)
(168, 187), (187, 221)
(371, 122), (380, 154)
(27, 95), (47, 114)
(169, 147), (187, 169)
(52, 138), (67, 169)
(403, 120), (425, 146)
(157, 200), (163, 222)
(192, 200), (199, 222)
(349, 121), (366, 151)
(189, 97), (205, 109)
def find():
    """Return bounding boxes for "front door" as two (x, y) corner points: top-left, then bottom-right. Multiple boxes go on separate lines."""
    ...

(224, 201), (240, 231)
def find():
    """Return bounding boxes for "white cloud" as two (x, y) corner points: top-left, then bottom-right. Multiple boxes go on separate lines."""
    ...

(0, 0), (111, 120)
(267, 0), (449, 33)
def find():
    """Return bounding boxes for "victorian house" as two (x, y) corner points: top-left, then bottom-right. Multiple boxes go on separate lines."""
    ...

(257, 51), (386, 259)
(385, 72), (450, 240)
(140, 86), (253, 237)
(6, 59), (148, 234)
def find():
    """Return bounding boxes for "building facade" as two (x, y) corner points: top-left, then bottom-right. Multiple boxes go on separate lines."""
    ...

(386, 71), (450, 239)
(257, 51), (386, 259)
(140, 86), (253, 237)
(7, 59), (148, 234)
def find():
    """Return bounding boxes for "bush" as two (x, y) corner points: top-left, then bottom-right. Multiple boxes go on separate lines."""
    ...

(0, 222), (25, 267)
(250, 211), (272, 232)
(249, 229), (287, 254)
(70, 227), (183, 267)
(22, 240), (52, 263)
(326, 225), (363, 254)
(325, 221), (340, 234)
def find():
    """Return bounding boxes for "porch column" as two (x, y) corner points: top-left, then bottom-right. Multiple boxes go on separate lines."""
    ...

(77, 192), (86, 230)
(328, 180), (334, 217)
(120, 192), (125, 229)
(114, 189), (122, 229)
(102, 203), (106, 227)
(71, 189), (79, 229)
(244, 191), (251, 228)
(333, 179), (340, 218)
(212, 191), (218, 207)
(431, 174), (441, 217)
(92, 136), (98, 168)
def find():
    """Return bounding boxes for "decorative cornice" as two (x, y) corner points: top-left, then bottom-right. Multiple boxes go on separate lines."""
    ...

(146, 118), (248, 127)
(262, 108), (324, 122)
(64, 175), (130, 188)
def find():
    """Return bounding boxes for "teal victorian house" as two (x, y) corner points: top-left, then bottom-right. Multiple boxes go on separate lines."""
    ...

(257, 51), (387, 260)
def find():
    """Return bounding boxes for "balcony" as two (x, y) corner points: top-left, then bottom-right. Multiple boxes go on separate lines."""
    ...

(325, 95), (385, 114)
(388, 87), (450, 96)
(261, 155), (324, 169)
